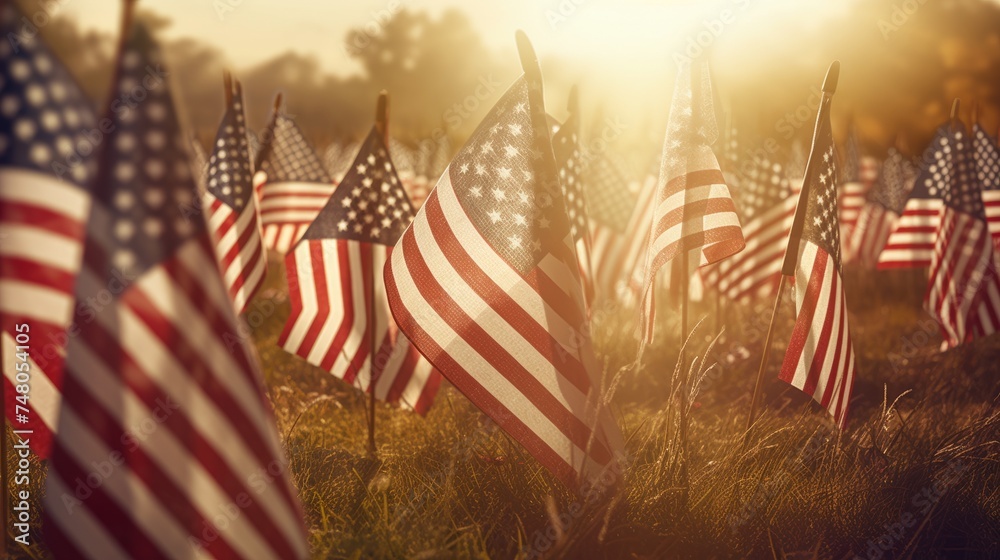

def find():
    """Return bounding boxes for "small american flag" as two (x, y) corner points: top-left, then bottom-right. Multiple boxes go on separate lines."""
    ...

(879, 125), (951, 269)
(838, 128), (878, 240)
(586, 153), (655, 300)
(43, 22), (308, 559)
(712, 151), (797, 303)
(844, 148), (916, 268)
(975, 124), (1000, 251)
(385, 74), (624, 488)
(279, 127), (441, 413)
(778, 101), (857, 430)
(0, 2), (98, 457)
(925, 123), (1000, 349)
(257, 112), (336, 253)
(203, 82), (267, 313)
(553, 111), (595, 304)
(639, 62), (744, 340)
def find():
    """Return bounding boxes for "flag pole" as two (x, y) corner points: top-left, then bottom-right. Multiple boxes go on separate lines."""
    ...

(746, 61), (841, 433)
(366, 90), (390, 460)
(223, 70), (233, 106)
(252, 93), (283, 173)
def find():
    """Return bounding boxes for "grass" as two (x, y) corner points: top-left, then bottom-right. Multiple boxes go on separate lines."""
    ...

(6, 263), (1000, 559)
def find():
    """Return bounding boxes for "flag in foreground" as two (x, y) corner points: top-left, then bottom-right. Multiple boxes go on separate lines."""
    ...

(778, 91), (857, 429)
(257, 112), (336, 253)
(280, 126), (441, 413)
(385, 72), (624, 488)
(203, 81), (267, 313)
(44, 22), (308, 559)
(924, 123), (1000, 349)
(0, 2), (99, 457)
(639, 62), (744, 340)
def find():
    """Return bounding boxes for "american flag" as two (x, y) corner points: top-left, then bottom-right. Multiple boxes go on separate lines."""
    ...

(279, 127), (441, 413)
(586, 154), (656, 300)
(639, 63), (744, 340)
(924, 123), (1000, 349)
(778, 100), (857, 430)
(711, 151), (797, 303)
(878, 125), (951, 269)
(324, 139), (361, 183)
(838, 129), (878, 241)
(43, 22), (308, 559)
(844, 148), (916, 268)
(203, 81), (267, 313)
(975, 124), (1000, 251)
(257, 112), (336, 253)
(384, 74), (624, 488)
(552, 111), (595, 304)
(0, 3), (98, 457)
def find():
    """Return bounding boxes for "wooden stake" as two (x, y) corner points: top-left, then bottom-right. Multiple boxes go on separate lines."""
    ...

(366, 90), (390, 460)
(223, 70), (233, 105)
(746, 61), (841, 433)
(252, 93), (283, 173)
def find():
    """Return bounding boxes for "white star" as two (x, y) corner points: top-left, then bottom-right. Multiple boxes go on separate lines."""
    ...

(341, 197), (352, 207)
(492, 188), (506, 201)
(356, 164), (367, 174)
(337, 220), (348, 231)
(509, 235), (523, 249)
(459, 163), (470, 174)
(513, 214), (527, 226)
(497, 167), (513, 180)
(504, 145), (519, 158)
(475, 163), (487, 176)
(488, 210), (502, 223)
(470, 186), (482, 198)
(508, 124), (523, 136)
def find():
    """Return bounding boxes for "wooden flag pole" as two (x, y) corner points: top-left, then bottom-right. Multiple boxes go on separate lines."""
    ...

(252, 93), (283, 173)
(746, 61), (841, 433)
(366, 90), (390, 459)
(223, 70), (233, 105)
(950, 98), (961, 130)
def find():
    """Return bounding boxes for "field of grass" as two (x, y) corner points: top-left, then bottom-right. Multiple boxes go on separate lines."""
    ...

(6, 262), (1000, 559)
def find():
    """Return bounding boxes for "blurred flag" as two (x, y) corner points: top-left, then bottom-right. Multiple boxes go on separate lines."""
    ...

(975, 124), (1000, 251)
(384, 73), (624, 488)
(552, 108), (595, 305)
(844, 148), (916, 268)
(778, 95), (857, 430)
(711, 152), (797, 303)
(586, 154), (656, 300)
(324, 139), (361, 183)
(925, 123), (1000, 349)
(838, 127), (878, 242)
(44, 21), (308, 559)
(279, 127), (441, 413)
(879, 125), (951, 269)
(203, 81), (267, 313)
(0, 2), (98, 457)
(638, 62), (745, 340)
(257, 111), (336, 253)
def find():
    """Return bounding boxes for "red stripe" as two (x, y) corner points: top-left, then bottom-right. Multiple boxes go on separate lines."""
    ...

(819, 273), (847, 408)
(801, 266), (836, 397)
(0, 200), (84, 239)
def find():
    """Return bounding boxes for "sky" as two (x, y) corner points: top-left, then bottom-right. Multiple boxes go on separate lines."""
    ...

(60, 0), (856, 76)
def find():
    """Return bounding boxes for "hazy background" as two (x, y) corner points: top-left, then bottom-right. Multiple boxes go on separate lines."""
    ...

(18, 0), (1000, 163)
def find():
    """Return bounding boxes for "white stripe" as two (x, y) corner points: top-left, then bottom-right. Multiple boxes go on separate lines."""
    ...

(0, 279), (75, 327)
(0, 168), (91, 220)
(2, 330), (61, 435)
(0, 223), (83, 272)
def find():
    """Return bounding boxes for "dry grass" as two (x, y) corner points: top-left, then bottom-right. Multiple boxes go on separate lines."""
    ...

(6, 264), (1000, 559)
